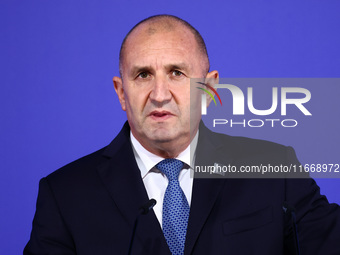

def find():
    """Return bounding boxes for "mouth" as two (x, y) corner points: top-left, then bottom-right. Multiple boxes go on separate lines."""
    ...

(148, 110), (174, 121)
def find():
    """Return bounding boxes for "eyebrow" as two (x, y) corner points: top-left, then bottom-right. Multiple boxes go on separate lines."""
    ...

(129, 65), (152, 77)
(128, 62), (190, 77)
(165, 63), (190, 72)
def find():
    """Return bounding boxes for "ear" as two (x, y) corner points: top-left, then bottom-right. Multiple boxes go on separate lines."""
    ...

(204, 70), (219, 107)
(113, 76), (126, 111)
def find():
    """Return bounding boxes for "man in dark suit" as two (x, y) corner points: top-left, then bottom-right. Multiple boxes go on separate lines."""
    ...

(25, 15), (340, 255)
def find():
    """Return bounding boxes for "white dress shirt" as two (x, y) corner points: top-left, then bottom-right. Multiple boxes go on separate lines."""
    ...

(130, 131), (198, 227)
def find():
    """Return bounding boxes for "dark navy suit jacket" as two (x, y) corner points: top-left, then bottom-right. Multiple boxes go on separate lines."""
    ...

(24, 122), (340, 254)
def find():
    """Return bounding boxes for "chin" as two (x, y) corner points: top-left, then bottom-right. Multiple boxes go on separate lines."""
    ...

(151, 129), (190, 143)
(148, 131), (177, 143)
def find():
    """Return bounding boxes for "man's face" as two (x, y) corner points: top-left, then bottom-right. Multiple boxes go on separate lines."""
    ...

(113, 24), (217, 157)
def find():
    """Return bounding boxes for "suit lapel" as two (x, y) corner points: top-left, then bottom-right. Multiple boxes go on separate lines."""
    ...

(96, 122), (234, 254)
(185, 122), (234, 255)
(96, 122), (170, 253)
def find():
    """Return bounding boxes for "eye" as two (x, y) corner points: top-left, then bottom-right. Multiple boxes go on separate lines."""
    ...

(172, 70), (184, 77)
(137, 72), (150, 79)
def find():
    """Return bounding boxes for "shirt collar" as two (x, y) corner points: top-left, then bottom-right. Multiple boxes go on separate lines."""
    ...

(130, 131), (199, 178)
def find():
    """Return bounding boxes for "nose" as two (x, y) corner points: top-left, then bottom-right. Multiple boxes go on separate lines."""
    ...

(149, 75), (172, 104)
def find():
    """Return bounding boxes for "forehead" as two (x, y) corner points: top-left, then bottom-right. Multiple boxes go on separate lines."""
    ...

(122, 22), (201, 71)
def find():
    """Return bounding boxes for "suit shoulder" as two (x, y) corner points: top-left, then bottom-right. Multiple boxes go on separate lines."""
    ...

(46, 147), (107, 182)
(232, 135), (288, 151)
(209, 130), (291, 155)
(44, 123), (131, 185)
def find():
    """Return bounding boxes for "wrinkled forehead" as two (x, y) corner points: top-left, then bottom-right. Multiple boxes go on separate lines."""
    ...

(121, 21), (201, 70)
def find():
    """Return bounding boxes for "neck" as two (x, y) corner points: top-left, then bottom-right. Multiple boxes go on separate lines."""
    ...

(132, 130), (198, 159)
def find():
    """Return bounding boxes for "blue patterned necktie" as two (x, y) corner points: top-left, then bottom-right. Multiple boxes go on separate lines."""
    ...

(156, 159), (190, 255)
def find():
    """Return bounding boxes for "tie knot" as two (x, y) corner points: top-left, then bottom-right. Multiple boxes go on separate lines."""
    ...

(156, 158), (184, 181)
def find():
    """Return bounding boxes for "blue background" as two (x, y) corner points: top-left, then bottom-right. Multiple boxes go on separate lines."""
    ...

(1, 0), (339, 254)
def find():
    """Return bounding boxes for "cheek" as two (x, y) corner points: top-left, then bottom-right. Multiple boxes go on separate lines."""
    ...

(177, 94), (200, 123)
(125, 90), (149, 115)
(173, 91), (190, 110)
(188, 92), (203, 122)
(189, 90), (202, 109)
